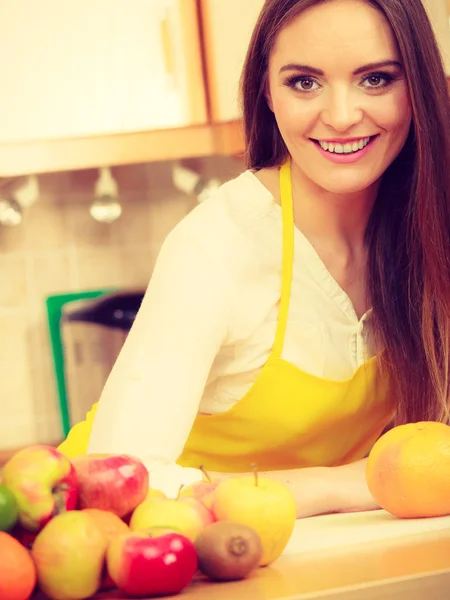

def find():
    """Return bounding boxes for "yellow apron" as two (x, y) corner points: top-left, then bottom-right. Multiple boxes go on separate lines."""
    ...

(58, 159), (393, 469)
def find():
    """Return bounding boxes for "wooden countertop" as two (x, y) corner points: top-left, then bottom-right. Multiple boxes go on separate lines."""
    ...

(92, 510), (450, 600)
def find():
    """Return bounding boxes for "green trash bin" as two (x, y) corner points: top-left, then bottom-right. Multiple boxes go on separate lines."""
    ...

(45, 289), (113, 438)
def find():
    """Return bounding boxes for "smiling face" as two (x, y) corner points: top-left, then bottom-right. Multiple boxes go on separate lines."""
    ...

(266, 0), (412, 194)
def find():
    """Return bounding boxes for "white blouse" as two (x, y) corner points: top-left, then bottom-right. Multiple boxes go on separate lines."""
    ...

(87, 171), (375, 497)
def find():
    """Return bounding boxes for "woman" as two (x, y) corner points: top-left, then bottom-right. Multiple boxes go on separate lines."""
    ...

(58, 0), (450, 518)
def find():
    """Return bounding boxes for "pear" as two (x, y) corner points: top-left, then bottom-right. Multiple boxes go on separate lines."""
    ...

(31, 511), (109, 600)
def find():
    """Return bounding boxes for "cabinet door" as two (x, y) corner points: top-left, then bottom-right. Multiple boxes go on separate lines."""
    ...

(0, 0), (207, 144)
(424, 0), (450, 75)
(200, 0), (265, 123)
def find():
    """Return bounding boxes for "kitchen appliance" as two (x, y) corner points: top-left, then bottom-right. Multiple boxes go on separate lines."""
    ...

(60, 289), (145, 432)
(47, 289), (145, 437)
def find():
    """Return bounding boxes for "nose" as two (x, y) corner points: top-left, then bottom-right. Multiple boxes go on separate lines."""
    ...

(320, 86), (364, 132)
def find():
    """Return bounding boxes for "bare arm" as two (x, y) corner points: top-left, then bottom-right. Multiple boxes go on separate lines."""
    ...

(209, 459), (378, 519)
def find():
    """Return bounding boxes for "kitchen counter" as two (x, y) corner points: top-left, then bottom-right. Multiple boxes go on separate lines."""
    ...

(94, 509), (450, 600)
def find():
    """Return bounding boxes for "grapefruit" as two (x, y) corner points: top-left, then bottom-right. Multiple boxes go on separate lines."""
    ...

(366, 421), (450, 518)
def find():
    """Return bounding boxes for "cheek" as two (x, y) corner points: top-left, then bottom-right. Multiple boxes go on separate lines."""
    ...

(271, 93), (316, 134)
(370, 89), (412, 132)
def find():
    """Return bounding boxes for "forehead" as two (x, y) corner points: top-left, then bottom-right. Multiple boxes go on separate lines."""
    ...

(270, 0), (400, 70)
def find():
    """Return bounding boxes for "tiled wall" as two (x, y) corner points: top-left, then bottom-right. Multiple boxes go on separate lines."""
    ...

(0, 156), (242, 451)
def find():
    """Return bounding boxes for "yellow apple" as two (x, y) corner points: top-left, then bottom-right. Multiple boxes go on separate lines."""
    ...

(210, 475), (296, 566)
(145, 488), (167, 501)
(130, 497), (214, 542)
(31, 511), (109, 600)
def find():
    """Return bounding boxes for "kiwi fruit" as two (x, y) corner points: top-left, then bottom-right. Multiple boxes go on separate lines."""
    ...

(194, 520), (263, 581)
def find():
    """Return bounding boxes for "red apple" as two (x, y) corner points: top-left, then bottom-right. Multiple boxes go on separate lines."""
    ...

(72, 454), (148, 518)
(2, 445), (78, 532)
(178, 481), (218, 510)
(107, 530), (198, 597)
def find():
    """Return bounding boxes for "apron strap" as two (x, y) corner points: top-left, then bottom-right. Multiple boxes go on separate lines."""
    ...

(272, 158), (295, 359)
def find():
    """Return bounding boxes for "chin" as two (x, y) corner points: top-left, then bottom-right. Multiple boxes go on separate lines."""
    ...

(312, 174), (381, 196)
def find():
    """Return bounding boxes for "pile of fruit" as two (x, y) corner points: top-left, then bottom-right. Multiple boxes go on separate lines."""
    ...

(0, 446), (297, 600)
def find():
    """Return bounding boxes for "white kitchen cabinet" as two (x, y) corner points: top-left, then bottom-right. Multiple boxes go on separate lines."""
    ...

(424, 0), (450, 75)
(0, 0), (207, 144)
(200, 0), (265, 123)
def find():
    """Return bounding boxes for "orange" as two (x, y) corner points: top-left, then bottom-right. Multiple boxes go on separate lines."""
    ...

(366, 421), (450, 518)
(0, 532), (37, 600)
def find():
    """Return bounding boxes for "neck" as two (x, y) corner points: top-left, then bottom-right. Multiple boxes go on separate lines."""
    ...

(290, 160), (379, 257)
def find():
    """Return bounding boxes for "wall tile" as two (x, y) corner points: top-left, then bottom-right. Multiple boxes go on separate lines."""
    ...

(28, 250), (75, 305)
(65, 202), (113, 248)
(0, 254), (28, 309)
(109, 195), (152, 246)
(0, 363), (37, 448)
(0, 224), (26, 254)
(75, 246), (125, 290)
(30, 358), (62, 442)
(119, 244), (158, 289)
(0, 313), (29, 366)
(23, 204), (68, 251)
(148, 193), (197, 247)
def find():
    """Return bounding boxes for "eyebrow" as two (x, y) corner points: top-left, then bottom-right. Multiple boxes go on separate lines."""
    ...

(279, 60), (402, 76)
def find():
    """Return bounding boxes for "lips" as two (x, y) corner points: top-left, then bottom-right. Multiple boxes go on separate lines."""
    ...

(311, 135), (378, 144)
(310, 135), (378, 155)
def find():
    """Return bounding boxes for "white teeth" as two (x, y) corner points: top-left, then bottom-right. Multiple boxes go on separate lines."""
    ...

(318, 136), (371, 154)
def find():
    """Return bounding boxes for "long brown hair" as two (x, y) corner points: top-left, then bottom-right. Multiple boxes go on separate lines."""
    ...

(241, 0), (450, 424)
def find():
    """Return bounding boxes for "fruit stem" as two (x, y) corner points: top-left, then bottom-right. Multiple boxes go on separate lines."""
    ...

(176, 484), (184, 500)
(199, 465), (212, 483)
(52, 484), (69, 515)
(250, 463), (258, 487)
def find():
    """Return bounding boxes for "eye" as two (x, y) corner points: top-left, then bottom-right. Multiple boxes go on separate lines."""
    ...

(361, 72), (395, 90)
(285, 75), (320, 93)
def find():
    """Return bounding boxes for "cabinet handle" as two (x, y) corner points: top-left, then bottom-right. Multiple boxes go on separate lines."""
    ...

(161, 12), (176, 88)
